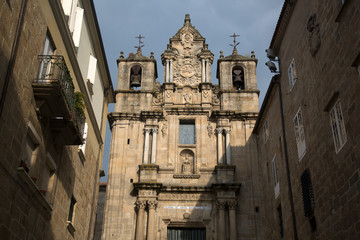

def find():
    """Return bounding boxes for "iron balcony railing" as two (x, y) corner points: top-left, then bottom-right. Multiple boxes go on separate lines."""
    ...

(35, 55), (85, 139)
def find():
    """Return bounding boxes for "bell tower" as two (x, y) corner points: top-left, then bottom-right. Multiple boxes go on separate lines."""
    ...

(216, 34), (259, 111)
(116, 38), (157, 91)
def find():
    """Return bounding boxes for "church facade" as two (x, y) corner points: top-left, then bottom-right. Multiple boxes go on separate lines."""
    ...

(102, 14), (261, 240)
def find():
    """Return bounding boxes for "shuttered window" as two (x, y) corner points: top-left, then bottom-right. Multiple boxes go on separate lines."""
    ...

(72, 6), (84, 47)
(87, 55), (97, 85)
(301, 169), (315, 217)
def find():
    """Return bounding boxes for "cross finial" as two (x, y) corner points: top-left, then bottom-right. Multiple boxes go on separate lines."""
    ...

(229, 33), (240, 54)
(135, 34), (145, 52)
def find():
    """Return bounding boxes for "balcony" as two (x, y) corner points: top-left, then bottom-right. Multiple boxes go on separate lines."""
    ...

(32, 55), (85, 145)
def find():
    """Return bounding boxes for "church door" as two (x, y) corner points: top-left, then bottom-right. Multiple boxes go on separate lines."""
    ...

(167, 227), (206, 240)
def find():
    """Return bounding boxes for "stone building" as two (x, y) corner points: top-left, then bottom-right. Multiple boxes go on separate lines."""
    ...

(253, 0), (360, 239)
(102, 14), (262, 240)
(0, 0), (114, 240)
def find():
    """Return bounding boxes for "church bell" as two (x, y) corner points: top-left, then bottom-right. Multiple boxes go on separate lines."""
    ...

(233, 69), (244, 89)
(130, 66), (142, 88)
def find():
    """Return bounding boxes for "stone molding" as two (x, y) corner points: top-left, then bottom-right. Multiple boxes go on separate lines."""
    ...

(139, 164), (159, 171)
(173, 174), (200, 179)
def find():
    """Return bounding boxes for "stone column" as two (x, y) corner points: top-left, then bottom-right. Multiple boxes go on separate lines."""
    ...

(217, 200), (226, 240)
(202, 59), (205, 82)
(150, 128), (158, 164)
(147, 200), (158, 240)
(165, 60), (170, 82)
(216, 128), (223, 164)
(206, 60), (210, 82)
(228, 200), (238, 240)
(169, 59), (173, 82)
(135, 200), (146, 240)
(143, 128), (151, 164)
(225, 128), (231, 165)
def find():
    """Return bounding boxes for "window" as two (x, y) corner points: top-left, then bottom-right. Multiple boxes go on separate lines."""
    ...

(288, 58), (297, 90)
(232, 66), (245, 90)
(330, 100), (347, 153)
(87, 55), (97, 94)
(68, 196), (77, 222)
(67, 195), (76, 234)
(40, 153), (56, 198)
(300, 169), (315, 217)
(38, 33), (56, 80)
(294, 108), (306, 160)
(272, 155), (280, 198)
(79, 123), (88, 153)
(179, 120), (195, 144)
(20, 122), (41, 173)
(263, 120), (269, 142)
(61, 0), (83, 47)
(277, 205), (284, 238)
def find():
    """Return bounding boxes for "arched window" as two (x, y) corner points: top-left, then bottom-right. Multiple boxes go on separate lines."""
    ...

(130, 65), (142, 89)
(232, 66), (245, 90)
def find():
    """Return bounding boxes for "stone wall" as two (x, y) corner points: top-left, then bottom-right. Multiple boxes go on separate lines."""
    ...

(255, 0), (360, 239)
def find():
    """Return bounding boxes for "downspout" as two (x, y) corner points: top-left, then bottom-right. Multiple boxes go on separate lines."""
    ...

(0, 0), (28, 119)
(274, 74), (298, 240)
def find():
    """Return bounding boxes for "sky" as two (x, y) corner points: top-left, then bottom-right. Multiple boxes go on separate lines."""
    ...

(93, 0), (285, 182)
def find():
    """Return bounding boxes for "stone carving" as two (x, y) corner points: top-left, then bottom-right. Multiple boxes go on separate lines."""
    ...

(136, 200), (146, 209)
(152, 91), (163, 105)
(224, 128), (231, 134)
(307, 13), (321, 57)
(138, 190), (154, 196)
(203, 90), (209, 99)
(161, 124), (167, 137)
(215, 128), (223, 134)
(173, 174), (200, 179)
(147, 200), (158, 209)
(173, 54), (201, 85)
(228, 200), (238, 210)
(152, 128), (159, 134)
(216, 200), (227, 210)
(165, 89), (172, 98)
(182, 155), (192, 174)
(180, 149), (194, 174)
(183, 93), (192, 103)
(181, 32), (193, 49)
(207, 123), (213, 137)
(212, 94), (220, 105)
(158, 193), (212, 201)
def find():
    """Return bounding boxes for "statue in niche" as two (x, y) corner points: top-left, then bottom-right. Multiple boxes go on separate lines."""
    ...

(180, 150), (194, 174)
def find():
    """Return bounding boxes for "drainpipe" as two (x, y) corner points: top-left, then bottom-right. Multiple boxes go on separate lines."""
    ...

(0, 0), (28, 119)
(274, 74), (298, 240)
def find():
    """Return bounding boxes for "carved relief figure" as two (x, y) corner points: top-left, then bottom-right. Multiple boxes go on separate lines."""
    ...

(180, 149), (194, 174)
(183, 93), (192, 103)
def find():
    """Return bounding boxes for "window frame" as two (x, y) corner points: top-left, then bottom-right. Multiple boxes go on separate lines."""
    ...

(179, 120), (196, 145)
(293, 108), (306, 161)
(272, 155), (280, 198)
(329, 100), (347, 153)
(288, 58), (297, 91)
(263, 120), (269, 142)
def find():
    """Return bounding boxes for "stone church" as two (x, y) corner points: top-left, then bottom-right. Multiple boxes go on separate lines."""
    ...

(102, 14), (261, 240)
